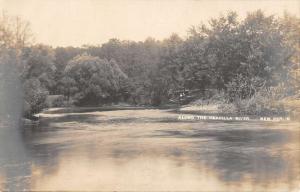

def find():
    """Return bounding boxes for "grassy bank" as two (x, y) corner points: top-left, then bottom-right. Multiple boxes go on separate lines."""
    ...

(179, 91), (298, 118)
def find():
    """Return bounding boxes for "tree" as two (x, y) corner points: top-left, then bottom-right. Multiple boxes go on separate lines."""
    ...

(0, 13), (46, 118)
(279, 12), (300, 94)
(183, 10), (296, 100)
(186, 12), (241, 91)
(21, 45), (56, 93)
(64, 54), (128, 106)
(53, 46), (83, 94)
(0, 12), (33, 49)
(23, 78), (48, 117)
(0, 48), (23, 122)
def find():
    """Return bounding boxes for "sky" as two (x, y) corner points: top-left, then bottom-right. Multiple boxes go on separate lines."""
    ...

(0, 0), (299, 47)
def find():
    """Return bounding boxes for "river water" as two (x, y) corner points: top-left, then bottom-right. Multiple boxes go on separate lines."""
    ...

(0, 108), (299, 191)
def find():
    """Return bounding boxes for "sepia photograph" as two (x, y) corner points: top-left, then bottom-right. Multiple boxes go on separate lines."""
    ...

(0, 0), (299, 191)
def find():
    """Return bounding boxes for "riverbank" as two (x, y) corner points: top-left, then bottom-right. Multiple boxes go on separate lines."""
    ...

(178, 98), (300, 121)
(35, 106), (293, 124)
(23, 97), (300, 124)
(41, 104), (178, 114)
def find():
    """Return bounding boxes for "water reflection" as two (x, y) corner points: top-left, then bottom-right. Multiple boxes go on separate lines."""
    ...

(31, 155), (227, 191)
(0, 124), (31, 191)
(1, 109), (299, 191)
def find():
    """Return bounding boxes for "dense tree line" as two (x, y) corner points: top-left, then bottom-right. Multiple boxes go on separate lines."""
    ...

(0, 10), (299, 117)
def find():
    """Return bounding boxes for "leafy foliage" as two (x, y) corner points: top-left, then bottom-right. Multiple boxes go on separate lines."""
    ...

(1, 11), (299, 117)
(0, 48), (23, 121)
(23, 78), (49, 117)
(64, 54), (128, 106)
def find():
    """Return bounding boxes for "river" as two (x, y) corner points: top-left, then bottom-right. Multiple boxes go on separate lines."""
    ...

(0, 108), (299, 191)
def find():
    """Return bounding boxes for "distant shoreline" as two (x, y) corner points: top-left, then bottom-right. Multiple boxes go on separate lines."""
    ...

(38, 106), (294, 123)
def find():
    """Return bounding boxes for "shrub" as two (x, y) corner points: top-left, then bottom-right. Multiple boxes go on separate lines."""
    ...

(232, 89), (286, 115)
(46, 95), (69, 107)
(23, 79), (49, 117)
(218, 102), (237, 114)
(52, 96), (66, 107)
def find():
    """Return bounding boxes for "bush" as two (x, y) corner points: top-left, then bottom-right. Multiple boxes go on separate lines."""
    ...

(218, 103), (237, 114)
(52, 96), (66, 107)
(191, 91), (227, 106)
(23, 79), (49, 117)
(46, 95), (69, 107)
(232, 89), (286, 115)
(207, 87), (288, 115)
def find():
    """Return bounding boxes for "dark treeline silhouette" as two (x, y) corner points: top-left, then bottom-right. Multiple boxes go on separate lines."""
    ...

(1, 10), (299, 118)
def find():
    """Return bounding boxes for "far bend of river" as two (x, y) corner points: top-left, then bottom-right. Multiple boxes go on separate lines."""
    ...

(0, 108), (299, 191)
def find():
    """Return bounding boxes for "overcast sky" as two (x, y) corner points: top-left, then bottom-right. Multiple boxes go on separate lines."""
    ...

(0, 0), (299, 47)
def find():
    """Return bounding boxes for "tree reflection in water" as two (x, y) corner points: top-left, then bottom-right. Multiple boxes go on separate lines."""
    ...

(1, 109), (299, 191)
